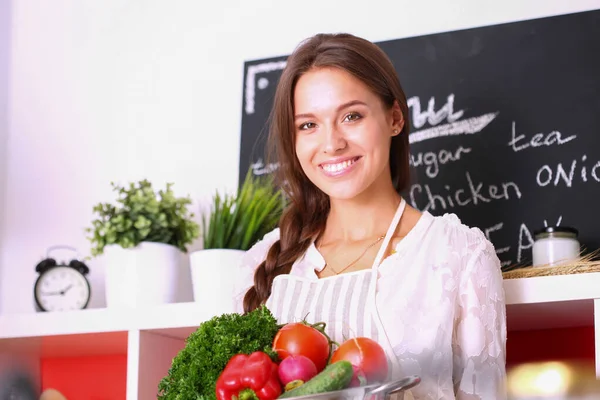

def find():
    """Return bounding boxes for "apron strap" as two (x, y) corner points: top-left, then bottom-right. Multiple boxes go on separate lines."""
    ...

(371, 197), (406, 269)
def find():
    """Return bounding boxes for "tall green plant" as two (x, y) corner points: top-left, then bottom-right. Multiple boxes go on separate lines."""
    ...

(86, 180), (200, 256)
(202, 171), (285, 251)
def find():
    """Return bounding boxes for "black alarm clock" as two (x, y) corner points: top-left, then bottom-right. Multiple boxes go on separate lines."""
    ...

(33, 245), (92, 312)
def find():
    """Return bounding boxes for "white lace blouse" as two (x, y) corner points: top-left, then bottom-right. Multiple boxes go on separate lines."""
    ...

(232, 211), (508, 399)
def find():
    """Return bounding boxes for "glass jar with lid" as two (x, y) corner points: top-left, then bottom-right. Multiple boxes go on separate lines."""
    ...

(532, 226), (580, 267)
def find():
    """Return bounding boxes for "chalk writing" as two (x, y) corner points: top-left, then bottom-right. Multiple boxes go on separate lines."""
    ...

(408, 94), (464, 129)
(409, 113), (499, 144)
(245, 61), (288, 115)
(483, 216), (565, 267)
(409, 172), (522, 212)
(250, 159), (279, 175)
(544, 215), (563, 228)
(518, 216), (562, 264)
(409, 146), (472, 178)
(407, 94), (499, 144)
(509, 121), (577, 152)
(257, 77), (269, 90)
(517, 223), (536, 265)
(536, 155), (600, 187)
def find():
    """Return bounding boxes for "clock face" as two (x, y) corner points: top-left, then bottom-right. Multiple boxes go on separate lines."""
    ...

(34, 266), (90, 312)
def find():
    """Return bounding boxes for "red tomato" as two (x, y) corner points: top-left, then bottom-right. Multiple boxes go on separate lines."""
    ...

(272, 323), (330, 372)
(330, 337), (389, 386)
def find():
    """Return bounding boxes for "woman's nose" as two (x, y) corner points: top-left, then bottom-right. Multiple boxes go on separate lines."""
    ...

(322, 124), (347, 153)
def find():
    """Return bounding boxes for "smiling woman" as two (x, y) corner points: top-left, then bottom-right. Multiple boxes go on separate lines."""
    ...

(293, 68), (404, 202)
(234, 33), (507, 400)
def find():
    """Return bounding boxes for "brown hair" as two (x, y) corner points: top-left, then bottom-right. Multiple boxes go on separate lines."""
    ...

(243, 33), (411, 313)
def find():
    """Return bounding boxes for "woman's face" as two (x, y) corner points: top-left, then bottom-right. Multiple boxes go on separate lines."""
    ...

(293, 67), (401, 201)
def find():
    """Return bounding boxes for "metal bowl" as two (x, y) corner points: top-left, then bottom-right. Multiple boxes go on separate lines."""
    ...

(279, 375), (421, 400)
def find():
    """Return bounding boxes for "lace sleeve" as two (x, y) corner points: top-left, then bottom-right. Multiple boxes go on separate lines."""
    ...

(230, 228), (281, 314)
(453, 239), (508, 399)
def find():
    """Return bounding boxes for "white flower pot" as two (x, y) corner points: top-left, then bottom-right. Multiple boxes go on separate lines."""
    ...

(190, 249), (245, 314)
(103, 242), (192, 309)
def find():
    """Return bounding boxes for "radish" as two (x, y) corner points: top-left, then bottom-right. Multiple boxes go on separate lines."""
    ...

(277, 355), (318, 386)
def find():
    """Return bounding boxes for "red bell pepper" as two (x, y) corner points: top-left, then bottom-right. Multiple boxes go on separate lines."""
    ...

(215, 351), (282, 400)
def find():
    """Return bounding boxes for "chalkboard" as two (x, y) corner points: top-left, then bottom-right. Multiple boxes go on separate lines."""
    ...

(238, 9), (600, 269)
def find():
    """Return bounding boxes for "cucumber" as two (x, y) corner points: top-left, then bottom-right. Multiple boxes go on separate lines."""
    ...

(278, 360), (354, 398)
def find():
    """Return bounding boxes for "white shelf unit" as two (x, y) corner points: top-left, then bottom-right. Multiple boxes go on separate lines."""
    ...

(1, 273), (600, 399)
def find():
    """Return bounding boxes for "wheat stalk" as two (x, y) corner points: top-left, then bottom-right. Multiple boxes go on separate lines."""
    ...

(502, 249), (600, 279)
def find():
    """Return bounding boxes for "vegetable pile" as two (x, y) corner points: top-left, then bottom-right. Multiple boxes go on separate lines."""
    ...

(157, 306), (280, 400)
(157, 307), (390, 400)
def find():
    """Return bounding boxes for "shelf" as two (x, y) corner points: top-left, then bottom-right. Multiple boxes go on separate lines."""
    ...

(0, 331), (128, 357)
(0, 308), (130, 339)
(0, 301), (231, 340)
(1, 274), (600, 344)
(503, 272), (600, 331)
(503, 272), (600, 305)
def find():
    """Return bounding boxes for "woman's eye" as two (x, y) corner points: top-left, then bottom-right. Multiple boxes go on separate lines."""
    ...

(298, 122), (316, 130)
(343, 112), (362, 122)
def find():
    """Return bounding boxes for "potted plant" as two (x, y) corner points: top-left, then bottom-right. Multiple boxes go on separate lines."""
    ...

(87, 179), (200, 308)
(190, 171), (285, 310)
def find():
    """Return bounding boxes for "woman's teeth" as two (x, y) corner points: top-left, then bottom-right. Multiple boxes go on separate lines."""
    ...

(321, 158), (356, 173)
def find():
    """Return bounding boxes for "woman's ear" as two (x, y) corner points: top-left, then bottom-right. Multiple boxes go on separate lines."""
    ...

(390, 100), (404, 136)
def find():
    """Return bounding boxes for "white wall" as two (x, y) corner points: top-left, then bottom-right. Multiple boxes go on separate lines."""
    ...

(0, 0), (11, 314)
(1, 0), (599, 315)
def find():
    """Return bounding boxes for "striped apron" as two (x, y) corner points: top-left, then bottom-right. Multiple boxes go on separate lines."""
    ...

(266, 199), (414, 399)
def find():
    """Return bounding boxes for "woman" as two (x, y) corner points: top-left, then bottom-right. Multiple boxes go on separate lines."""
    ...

(233, 33), (507, 399)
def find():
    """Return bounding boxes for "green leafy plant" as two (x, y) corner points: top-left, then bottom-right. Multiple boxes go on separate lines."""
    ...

(202, 171), (285, 251)
(157, 306), (279, 400)
(86, 179), (200, 256)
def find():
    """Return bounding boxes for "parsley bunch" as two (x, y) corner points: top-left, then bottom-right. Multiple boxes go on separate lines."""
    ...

(157, 306), (280, 400)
